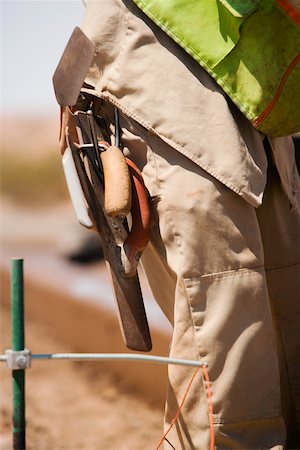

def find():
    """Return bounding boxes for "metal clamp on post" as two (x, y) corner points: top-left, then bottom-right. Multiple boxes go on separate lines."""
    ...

(5, 349), (31, 370)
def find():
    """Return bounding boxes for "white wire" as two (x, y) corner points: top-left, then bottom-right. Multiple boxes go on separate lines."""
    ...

(0, 352), (207, 368)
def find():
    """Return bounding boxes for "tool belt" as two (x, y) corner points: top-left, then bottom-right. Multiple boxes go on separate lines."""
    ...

(53, 28), (152, 352)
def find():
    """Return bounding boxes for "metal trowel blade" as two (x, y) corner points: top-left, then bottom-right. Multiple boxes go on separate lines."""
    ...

(53, 27), (95, 106)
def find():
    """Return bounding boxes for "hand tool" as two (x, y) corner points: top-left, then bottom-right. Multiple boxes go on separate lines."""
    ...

(53, 28), (152, 351)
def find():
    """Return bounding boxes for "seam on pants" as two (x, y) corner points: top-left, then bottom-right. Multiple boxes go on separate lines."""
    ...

(185, 266), (265, 281)
(213, 414), (284, 426)
(180, 279), (216, 439)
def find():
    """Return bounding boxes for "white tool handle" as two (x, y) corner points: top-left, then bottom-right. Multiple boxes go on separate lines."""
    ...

(62, 147), (93, 228)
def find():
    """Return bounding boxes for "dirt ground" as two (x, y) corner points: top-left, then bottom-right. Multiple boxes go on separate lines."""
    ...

(0, 200), (168, 450)
(0, 302), (165, 450)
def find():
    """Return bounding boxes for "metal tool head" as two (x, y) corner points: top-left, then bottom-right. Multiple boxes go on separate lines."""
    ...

(53, 27), (95, 106)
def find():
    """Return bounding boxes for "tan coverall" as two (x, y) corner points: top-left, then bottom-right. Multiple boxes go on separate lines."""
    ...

(81, 1), (300, 448)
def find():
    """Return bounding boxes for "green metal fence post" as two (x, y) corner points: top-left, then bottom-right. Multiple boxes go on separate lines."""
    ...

(11, 258), (26, 450)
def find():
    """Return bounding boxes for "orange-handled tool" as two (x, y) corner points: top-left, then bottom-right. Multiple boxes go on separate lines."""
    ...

(120, 159), (151, 277)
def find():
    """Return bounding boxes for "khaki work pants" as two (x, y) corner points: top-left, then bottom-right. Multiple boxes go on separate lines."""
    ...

(80, 1), (300, 446)
(117, 114), (300, 449)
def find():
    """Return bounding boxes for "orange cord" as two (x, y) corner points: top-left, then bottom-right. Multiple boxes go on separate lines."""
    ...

(155, 363), (215, 450)
(156, 367), (200, 449)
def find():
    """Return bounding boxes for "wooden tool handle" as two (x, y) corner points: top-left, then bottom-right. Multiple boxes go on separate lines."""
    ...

(100, 146), (132, 217)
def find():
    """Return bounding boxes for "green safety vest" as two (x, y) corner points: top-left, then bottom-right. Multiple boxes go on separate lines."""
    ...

(132, 0), (300, 137)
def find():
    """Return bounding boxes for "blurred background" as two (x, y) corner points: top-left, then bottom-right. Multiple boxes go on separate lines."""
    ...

(0, 2), (170, 449)
(1, 0), (84, 247)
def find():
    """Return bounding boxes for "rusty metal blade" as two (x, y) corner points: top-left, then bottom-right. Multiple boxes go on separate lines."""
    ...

(109, 268), (152, 352)
(53, 27), (95, 106)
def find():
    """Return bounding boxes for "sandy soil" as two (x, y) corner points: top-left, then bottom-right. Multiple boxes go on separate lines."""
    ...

(0, 301), (165, 450)
(0, 202), (171, 449)
(0, 200), (169, 449)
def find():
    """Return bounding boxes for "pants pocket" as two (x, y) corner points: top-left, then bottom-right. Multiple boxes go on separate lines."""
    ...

(183, 268), (281, 423)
